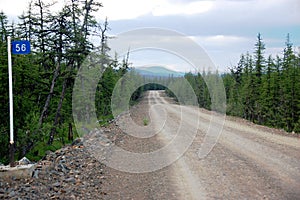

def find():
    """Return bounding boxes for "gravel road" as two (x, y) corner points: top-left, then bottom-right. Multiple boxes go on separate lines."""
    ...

(101, 90), (300, 199)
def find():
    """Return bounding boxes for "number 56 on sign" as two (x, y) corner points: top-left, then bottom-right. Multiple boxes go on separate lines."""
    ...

(12, 40), (31, 55)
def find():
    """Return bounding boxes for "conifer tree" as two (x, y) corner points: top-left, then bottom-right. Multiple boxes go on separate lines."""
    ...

(253, 33), (266, 123)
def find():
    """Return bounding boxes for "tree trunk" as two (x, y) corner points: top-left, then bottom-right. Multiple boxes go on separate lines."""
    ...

(38, 64), (60, 127)
(68, 123), (73, 142)
(48, 78), (68, 144)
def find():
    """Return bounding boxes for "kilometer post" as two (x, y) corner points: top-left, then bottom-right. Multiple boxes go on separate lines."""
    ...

(7, 36), (15, 167)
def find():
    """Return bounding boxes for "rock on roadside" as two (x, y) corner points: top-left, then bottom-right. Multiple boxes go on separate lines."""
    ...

(0, 137), (108, 200)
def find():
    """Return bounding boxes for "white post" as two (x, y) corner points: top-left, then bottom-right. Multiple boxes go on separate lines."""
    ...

(7, 36), (14, 145)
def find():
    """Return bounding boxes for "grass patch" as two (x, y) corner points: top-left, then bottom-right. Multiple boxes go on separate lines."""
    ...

(143, 118), (149, 126)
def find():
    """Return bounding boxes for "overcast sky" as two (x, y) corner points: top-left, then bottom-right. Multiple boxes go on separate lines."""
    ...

(1, 0), (300, 72)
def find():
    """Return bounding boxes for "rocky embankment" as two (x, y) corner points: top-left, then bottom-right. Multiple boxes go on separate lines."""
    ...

(0, 136), (110, 200)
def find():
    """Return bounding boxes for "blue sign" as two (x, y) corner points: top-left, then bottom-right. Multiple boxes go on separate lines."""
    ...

(12, 40), (31, 54)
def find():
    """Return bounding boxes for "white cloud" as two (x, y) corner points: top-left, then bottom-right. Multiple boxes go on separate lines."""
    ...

(212, 0), (300, 26)
(99, 0), (214, 20)
(100, 0), (158, 20)
(188, 35), (255, 71)
(0, 0), (28, 18)
(0, 0), (65, 20)
(189, 35), (252, 50)
(152, 1), (214, 16)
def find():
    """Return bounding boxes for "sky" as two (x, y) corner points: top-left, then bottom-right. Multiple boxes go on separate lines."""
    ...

(1, 0), (300, 72)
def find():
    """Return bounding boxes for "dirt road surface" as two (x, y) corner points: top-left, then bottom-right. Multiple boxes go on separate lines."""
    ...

(100, 90), (300, 199)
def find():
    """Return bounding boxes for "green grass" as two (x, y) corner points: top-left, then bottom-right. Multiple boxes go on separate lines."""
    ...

(143, 118), (149, 126)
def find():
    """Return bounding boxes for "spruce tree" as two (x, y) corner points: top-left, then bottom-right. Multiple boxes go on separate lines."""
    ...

(253, 33), (266, 123)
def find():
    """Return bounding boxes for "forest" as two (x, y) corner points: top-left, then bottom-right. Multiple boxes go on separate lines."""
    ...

(0, 0), (131, 164)
(183, 33), (300, 134)
(0, 0), (299, 165)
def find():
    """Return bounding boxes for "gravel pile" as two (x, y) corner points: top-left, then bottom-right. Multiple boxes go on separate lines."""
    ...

(0, 138), (107, 199)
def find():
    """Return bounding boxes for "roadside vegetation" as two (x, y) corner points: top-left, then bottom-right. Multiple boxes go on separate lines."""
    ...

(143, 118), (149, 126)
(0, 0), (129, 164)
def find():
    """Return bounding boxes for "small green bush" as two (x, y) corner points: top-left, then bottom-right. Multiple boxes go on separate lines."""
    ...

(143, 118), (149, 126)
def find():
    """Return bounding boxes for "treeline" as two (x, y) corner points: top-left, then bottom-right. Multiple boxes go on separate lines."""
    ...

(110, 71), (172, 116)
(0, 0), (129, 164)
(184, 33), (300, 133)
(225, 34), (300, 132)
(172, 71), (225, 111)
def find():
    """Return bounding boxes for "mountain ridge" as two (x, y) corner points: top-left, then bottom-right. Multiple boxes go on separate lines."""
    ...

(133, 66), (185, 77)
